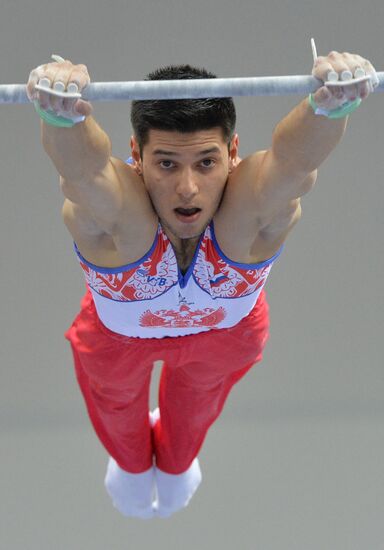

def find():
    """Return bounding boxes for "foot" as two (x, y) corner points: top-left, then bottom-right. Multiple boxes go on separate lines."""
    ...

(104, 457), (157, 519)
(154, 458), (202, 518)
(149, 407), (160, 427)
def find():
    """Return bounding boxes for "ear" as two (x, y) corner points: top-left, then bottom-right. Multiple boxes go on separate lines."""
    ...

(228, 133), (239, 171)
(130, 136), (143, 173)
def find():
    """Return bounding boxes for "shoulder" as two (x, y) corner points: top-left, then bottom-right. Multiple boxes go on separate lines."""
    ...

(215, 150), (316, 262)
(61, 156), (158, 266)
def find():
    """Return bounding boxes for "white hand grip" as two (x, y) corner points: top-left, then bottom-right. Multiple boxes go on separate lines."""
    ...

(311, 39), (373, 88)
(51, 54), (66, 63)
(324, 74), (372, 87)
(34, 55), (82, 98)
(34, 83), (82, 98)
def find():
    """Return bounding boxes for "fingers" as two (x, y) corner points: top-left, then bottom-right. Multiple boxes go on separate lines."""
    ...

(312, 50), (378, 109)
(27, 58), (92, 117)
(312, 85), (349, 111)
(353, 54), (379, 92)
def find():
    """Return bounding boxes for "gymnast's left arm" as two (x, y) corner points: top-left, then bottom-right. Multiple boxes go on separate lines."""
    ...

(238, 50), (378, 225)
(270, 51), (377, 173)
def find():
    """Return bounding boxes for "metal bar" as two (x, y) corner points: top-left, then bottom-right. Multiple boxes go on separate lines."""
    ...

(1, 73), (384, 104)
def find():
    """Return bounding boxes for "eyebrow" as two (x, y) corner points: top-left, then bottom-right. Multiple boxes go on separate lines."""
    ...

(152, 146), (222, 157)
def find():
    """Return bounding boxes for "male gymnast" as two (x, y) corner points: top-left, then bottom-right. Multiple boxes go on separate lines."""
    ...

(27, 49), (377, 518)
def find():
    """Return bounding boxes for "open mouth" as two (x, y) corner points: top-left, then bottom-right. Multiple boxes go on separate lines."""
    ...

(174, 207), (202, 223)
(175, 207), (201, 216)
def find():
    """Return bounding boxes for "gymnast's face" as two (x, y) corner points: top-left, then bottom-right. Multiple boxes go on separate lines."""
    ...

(131, 128), (238, 242)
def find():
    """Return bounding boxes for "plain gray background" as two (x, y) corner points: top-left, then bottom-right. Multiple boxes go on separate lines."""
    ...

(0, 0), (383, 549)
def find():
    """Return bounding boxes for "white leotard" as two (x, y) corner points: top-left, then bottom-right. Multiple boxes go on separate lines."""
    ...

(75, 221), (282, 339)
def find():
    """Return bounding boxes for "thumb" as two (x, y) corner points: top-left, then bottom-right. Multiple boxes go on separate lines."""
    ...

(73, 98), (93, 117)
(312, 86), (332, 108)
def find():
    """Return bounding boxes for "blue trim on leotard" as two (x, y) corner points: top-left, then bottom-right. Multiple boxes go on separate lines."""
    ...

(209, 221), (283, 268)
(73, 226), (160, 274)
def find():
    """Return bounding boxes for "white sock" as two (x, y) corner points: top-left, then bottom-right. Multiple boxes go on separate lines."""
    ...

(149, 407), (160, 427)
(104, 457), (157, 519)
(150, 407), (203, 518)
(155, 458), (202, 518)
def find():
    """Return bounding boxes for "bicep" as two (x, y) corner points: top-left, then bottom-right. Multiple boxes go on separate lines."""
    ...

(254, 149), (317, 223)
(61, 157), (157, 249)
(218, 149), (316, 246)
(256, 158), (316, 240)
(60, 156), (125, 235)
(259, 197), (302, 243)
(62, 198), (107, 248)
(60, 159), (122, 233)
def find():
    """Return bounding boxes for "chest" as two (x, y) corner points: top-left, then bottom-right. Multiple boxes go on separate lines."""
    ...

(77, 226), (273, 304)
(172, 242), (199, 275)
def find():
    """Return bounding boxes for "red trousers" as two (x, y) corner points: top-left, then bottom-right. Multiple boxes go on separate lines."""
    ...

(65, 288), (270, 474)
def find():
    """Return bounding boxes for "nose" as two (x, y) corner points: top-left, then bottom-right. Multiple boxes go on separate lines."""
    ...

(175, 168), (199, 200)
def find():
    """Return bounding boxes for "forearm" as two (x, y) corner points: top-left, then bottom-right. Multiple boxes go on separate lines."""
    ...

(272, 96), (348, 174)
(41, 116), (112, 182)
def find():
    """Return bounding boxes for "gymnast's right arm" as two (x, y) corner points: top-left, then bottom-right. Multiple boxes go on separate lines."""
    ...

(27, 58), (153, 241)
(27, 58), (127, 237)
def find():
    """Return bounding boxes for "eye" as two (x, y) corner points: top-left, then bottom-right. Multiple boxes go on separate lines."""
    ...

(200, 158), (215, 168)
(159, 160), (175, 169)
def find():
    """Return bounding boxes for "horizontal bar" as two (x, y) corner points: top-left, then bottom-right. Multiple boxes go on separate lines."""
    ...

(1, 73), (384, 104)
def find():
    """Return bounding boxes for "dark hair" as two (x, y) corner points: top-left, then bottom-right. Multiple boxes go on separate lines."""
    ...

(130, 64), (236, 156)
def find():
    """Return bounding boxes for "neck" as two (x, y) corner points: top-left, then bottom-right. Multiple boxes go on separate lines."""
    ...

(174, 238), (200, 275)
(161, 224), (201, 275)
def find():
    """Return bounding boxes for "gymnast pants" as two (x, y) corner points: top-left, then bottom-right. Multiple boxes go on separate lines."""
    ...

(65, 288), (270, 475)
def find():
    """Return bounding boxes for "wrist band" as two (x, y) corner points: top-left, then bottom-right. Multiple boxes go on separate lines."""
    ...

(308, 94), (362, 119)
(34, 101), (86, 128)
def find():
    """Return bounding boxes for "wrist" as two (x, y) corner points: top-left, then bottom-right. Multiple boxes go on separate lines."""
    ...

(308, 94), (361, 119)
(34, 101), (86, 128)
